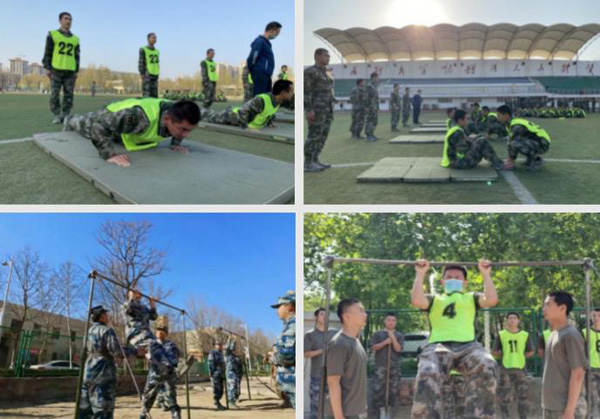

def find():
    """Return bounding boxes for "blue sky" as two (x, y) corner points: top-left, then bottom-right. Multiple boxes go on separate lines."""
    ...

(304, 0), (600, 64)
(0, 213), (295, 335)
(0, 0), (294, 78)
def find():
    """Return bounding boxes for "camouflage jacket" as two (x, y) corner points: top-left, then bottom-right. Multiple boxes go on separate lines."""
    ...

(122, 299), (158, 341)
(208, 349), (224, 377)
(446, 126), (471, 162)
(148, 339), (180, 381)
(242, 67), (251, 88)
(364, 82), (379, 111)
(349, 86), (365, 110)
(390, 90), (402, 112)
(304, 65), (334, 114)
(274, 314), (295, 392)
(224, 340), (244, 376)
(402, 93), (412, 111)
(84, 321), (135, 385)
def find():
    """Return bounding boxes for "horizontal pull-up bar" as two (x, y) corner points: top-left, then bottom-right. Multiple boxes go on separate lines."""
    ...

(325, 256), (590, 268)
(90, 270), (186, 314)
(217, 327), (247, 340)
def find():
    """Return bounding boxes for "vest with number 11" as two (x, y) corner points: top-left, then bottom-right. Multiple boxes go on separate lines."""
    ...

(428, 292), (476, 343)
(499, 330), (529, 369)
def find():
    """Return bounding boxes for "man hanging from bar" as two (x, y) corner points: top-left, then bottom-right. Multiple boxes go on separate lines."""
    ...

(410, 259), (499, 419)
(79, 305), (144, 419)
(139, 315), (182, 419)
(369, 312), (404, 418)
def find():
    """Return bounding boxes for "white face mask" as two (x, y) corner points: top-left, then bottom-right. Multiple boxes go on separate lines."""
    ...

(444, 278), (464, 294)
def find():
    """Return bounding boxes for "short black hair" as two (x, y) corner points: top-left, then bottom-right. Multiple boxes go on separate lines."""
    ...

(337, 298), (360, 323)
(442, 265), (468, 279)
(482, 106), (490, 112)
(281, 65), (287, 69)
(59, 12), (72, 20)
(207, 48), (214, 54)
(497, 105), (512, 117)
(549, 291), (574, 316)
(370, 72), (378, 79)
(405, 87), (410, 91)
(356, 79), (363, 85)
(147, 32), (156, 40)
(473, 102), (480, 107)
(393, 83), (399, 88)
(506, 312), (521, 319)
(272, 79), (293, 95)
(265, 21), (282, 32)
(314, 48), (329, 59)
(446, 107), (455, 115)
(168, 100), (201, 124)
(314, 307), (325, 317)
(385, 312), (396, 319)
(453, 109), (468, 123)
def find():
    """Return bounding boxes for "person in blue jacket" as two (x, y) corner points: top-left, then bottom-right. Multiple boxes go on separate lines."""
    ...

(246, 21), (282, 96)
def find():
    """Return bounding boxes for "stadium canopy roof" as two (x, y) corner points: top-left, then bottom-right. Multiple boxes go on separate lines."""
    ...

(314, 23), (600, 62)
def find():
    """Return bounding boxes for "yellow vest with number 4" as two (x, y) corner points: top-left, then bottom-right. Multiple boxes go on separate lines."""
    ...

(441, 125), (465, 168)
(428, 292), (476, 344)
(510, 118), (551, 143)
(142, 47), (160, 76)
(583, 329), (600, 368)
(233, 94), (280, 129)
(51, 30), (79, 71)
(205, 60), (218, 82)
(105, 98), (168, 151)
(499, 330), (529, 369)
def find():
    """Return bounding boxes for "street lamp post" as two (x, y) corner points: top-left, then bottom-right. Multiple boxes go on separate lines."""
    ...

(0, 260), (14, 341)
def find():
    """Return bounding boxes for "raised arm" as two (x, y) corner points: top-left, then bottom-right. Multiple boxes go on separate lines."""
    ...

(411, 259), (430, 309)
(477, 259), (498, 308)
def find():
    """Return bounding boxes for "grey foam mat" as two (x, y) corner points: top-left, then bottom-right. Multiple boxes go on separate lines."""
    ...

(197, 122), (294, 143)
(33, 132), (294, 204)
(357, 157), (497, 183)
(389, 135), (444, 144)
(410, 127), (448, 133)
(275, 113), (294, 123)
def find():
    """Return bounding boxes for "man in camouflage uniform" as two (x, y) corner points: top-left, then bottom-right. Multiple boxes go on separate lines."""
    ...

(441, 109), (505, 170)
(369, 313), (404, 417)
(208, 341), (227, 410)
(79, 305), (141, 418)
(442, 370), (466, 419)
(304, 48), (334, 172)
(43, 12), (80, 124)
(139, 33), (160, 98)
(492, 312), (533, 419)
(364, 72), (380, 142)
(402, 87), (411, 127)
(140, 317), (182, 419)
(242, 66), (253, 103)
(349, 79), (365, 139)
(200, 79), (293, 129)
(201, 49), (218, 108)
(390, 83), (402, 132)
(480, 106), (507, 140)
(225, 336), (243, 407)
(271, 291), (295, 408)
(410, 260), (499, 419)
(497, 104), (551, 172)
(63, 98), (200, 167)
(278, 65), (290, 80)
(466, 102), (482, 135)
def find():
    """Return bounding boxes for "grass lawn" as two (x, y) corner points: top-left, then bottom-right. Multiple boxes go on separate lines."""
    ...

(0, 93), (294, 204)
(304, 110), (600, 204)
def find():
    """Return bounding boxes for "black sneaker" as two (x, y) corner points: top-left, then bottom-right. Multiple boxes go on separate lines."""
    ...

(525, 157), (544, 172)
(305, 162), (325, 172)
(315, 160), (332, 169)
(366, 135), (377, 142)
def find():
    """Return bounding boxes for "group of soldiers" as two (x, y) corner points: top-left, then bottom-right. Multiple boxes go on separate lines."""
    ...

(515, 107), (588, 118)
(307, 260), (598, 419)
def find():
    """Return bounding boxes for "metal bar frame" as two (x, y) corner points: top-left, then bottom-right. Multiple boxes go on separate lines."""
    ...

(317, 256), (594, 419)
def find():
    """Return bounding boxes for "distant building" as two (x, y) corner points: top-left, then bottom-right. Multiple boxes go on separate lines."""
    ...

(29, 63), (45, 76)
(9, 58), (29, 75)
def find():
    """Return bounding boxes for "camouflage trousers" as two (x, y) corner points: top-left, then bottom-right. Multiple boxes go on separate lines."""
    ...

(466, 121), (480, 135)
(402, 110), (410, 126)
(498, 368), (529, 419)
(203, 81), (216, 108)
(226, 370), (241, 402)
(450, 137), (503, 169)
(542, 394), (587, 419)
(309, 376), (328, 419)
(243, 85), (253, 103)
(365, 109), (378, 136)
(201, 107), (240, 126)
(442, 374), (466, 419)
(508, 137), (550, 161)
(590, 371), (600, 418)
(142, 76), (159, 98)
(211, 372), (224, 404)
(79, 379), (116, 419)
(277, 365), (295, 408)
(141, 373), (180, 418)
(391, 109), (400, 130)
(305, 111), (333, 162)
(50, 70), (76, 116)
(350, 108), (365, 136)
(411, 342), (497, 419)
(372, 365), (401, 410)
(64, 109), (120, 160)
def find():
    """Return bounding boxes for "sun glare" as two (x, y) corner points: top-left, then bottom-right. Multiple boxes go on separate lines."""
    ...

(386, 0), (447, 27)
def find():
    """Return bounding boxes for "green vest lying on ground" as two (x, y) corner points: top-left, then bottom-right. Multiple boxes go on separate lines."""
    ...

(509, 118), (551, 143)
(583, 329), (600, 369)
(499, 329), (529, 369)
(205, 60), (218, 82)
(106, 98), (169, 151)
(428, 292), (476, 344)
(142, 47), (160, 76)
(441, 125), (464, 168)
(233, 93), (280, 129)
(51, 30), (79, 71)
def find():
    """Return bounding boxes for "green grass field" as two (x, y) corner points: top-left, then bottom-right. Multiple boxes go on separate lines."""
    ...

(304, 110), (600, 204)
(0, 94), (294, 204)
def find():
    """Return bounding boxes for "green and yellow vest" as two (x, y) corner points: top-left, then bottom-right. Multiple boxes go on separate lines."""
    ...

(51, 30), (79, 71)
(233, 93), (279, 129)
(142, 47), (160, 76)
(280, 72), (289, 80)
(499, 330), (529, 369)
(441, 125), (464, 168)
(106, 98), (168, 151)
(428, 292), (476, 344)
(205, 60), (218, 82)
(510, 118), (551, 143)
(583, 329), (600, 369)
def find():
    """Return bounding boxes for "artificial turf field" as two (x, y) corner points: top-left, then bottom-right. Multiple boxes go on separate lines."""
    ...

(0, 93), (294, 204)
(304, 110), (600, 205)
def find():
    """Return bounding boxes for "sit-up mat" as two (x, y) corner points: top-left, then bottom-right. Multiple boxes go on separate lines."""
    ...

(197, 122), (294, 143)
(389, 135), (443, 144)
(33, 132), (294, 204)
(410, 127), (448, 133)
(357, 157), (497, 183)
(421, 123), (446, 127)
(275, 113), (294, 123)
